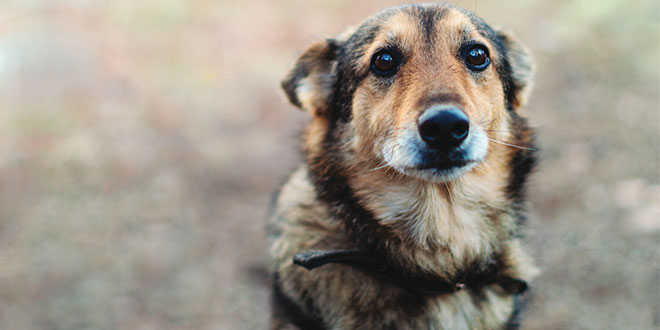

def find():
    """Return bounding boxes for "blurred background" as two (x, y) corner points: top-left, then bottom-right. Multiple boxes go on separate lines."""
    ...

(0, 0), (658, 329)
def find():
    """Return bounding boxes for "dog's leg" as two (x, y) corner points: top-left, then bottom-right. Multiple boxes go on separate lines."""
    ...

(499, 240), (539, 284)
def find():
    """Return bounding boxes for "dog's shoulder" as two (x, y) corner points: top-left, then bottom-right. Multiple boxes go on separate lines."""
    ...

(269, 165), (352, 257)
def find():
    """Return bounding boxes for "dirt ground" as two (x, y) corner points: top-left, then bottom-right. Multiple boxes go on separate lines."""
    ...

(0, 0), (658, 329)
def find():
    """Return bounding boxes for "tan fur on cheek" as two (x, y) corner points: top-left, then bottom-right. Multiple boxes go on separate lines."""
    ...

(350, 82), (397, 161)
(350, 12), (428, 163)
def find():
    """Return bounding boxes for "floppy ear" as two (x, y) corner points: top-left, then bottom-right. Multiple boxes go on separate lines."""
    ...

(498, 31), (534, 110)
(281, 39), (339, 116)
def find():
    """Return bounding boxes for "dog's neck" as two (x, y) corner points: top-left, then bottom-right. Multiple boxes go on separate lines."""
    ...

(349, 160), (514, 276)
(307, 146), (518, 282)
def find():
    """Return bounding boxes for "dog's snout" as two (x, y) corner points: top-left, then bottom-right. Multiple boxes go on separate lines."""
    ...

(418, 107), (470, 150)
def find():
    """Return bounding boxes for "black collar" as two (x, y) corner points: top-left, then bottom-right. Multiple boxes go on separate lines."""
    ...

(293, 249), (527, 295)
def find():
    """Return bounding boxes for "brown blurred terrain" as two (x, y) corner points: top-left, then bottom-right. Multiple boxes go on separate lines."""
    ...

(0, 0), (658, 329)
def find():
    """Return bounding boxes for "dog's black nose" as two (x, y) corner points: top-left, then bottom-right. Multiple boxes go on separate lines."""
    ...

(418, 107), (470, 150)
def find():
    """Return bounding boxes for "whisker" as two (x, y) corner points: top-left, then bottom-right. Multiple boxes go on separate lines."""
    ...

(488, 138), (536, 151)
(476, 117), (497, 127)
(443, 181), (454, 205)
(369, 162), (391, 171)
(369, 159), (389, 171)
(369, 142), (397, 172)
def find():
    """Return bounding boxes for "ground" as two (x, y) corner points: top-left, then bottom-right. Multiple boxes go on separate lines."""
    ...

(0, 0), (658, 329)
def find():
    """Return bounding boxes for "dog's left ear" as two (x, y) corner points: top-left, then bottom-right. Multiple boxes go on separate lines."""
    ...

(498, 31), (534, 110)
(281, 39), (339, 116)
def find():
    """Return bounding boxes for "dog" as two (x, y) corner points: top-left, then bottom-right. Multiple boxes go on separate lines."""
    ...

(269, 3), (538, 329)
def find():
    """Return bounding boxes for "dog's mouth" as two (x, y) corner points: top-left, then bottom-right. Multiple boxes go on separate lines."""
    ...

(399, 155), (480, 182)
(415, 158), (474, 170)
(411, 144), (478, 170)
(381, 126), (489, 181)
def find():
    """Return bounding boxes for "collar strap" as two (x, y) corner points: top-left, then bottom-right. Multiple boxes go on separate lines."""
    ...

(293, 249), (527, 295)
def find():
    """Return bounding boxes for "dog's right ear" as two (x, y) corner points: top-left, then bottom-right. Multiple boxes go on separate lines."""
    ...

(281, 39), (339, 116)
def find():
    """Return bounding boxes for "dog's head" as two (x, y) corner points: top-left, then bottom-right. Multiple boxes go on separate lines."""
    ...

(282, 4), (533, 182)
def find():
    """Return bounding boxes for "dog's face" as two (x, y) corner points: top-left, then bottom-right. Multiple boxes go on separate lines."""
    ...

(282, 4), (533, 182)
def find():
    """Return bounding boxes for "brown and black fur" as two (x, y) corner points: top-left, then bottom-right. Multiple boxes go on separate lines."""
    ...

(270, 3), (538, 329)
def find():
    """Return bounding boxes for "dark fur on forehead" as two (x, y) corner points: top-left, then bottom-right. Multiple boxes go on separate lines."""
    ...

(406, 5), (449, 45)
(330, 4), (451, 122)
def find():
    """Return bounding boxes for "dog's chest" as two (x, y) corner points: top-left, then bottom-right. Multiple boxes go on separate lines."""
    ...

(354, 179), (501, 266)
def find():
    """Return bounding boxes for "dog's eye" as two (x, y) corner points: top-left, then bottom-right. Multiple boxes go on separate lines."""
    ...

(464, 44), (490, 71)
(371, 49), (400, 77)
